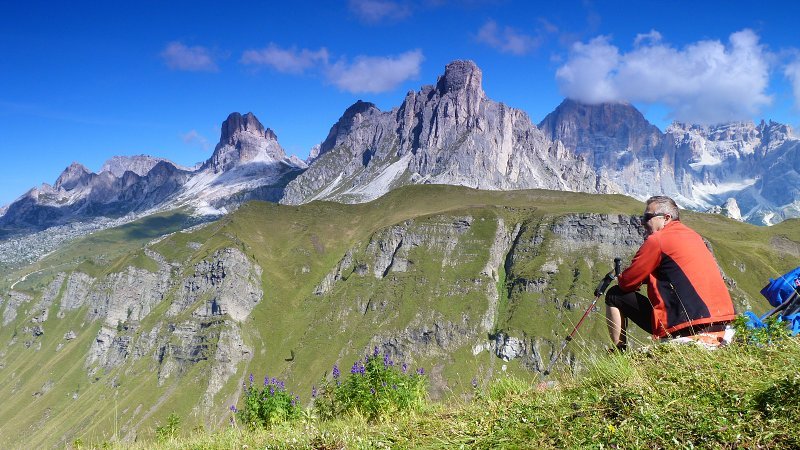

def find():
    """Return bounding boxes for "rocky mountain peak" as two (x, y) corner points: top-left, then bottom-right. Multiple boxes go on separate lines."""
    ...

(538, 99), (663, 167)
(208, 112), (288, 173)
(317, 101), (382, 158)
(435, 60), (483, 95)
(220, 112), (277, 144)
(54, 162), (92, 191)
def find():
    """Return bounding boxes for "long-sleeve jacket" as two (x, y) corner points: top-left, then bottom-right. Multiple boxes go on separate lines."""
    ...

(617, 220), (736, 337)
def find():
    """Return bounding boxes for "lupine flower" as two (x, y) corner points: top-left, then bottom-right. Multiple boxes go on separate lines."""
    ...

(402, 363), (408, 374)
(472, 378), (478, 389)
(417, 367), (425, 375)
(230, 404), (237, 412)
(332, 364), (340, 379)
(271, 377), (277, 385)
(351, 361), (360, 374)
(370, 388), (376, 395)
(249, 373), (254, 385)
(264, 376), (269, 386)
(295, 395), (300, 405)
(383, 353), (390, 368)
(374, 346), (380, 357)
(392, 384), (397, 390)
(311, 385), (317, 398)
(269, 385), (275, 395)
(291, 396), (297, 407)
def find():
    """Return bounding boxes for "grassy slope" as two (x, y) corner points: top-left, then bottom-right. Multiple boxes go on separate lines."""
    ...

(115, 337), (800, 450)
(0, 186), (797, 448)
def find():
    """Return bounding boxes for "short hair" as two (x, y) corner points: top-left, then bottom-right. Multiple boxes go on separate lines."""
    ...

(645, 196), (680, 220)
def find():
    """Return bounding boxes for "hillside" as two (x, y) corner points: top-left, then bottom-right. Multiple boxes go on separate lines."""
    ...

(0, 186), (797, 447)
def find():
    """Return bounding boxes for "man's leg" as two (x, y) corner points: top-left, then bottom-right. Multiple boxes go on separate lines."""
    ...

(605, 304), (628, 349)
(604, 285), (653, 349)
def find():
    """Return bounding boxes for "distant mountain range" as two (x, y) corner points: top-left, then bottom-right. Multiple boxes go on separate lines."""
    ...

(2, 59), (798, 239)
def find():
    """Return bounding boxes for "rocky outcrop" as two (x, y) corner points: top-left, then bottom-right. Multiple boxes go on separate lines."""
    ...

(169, 248), (263, 322)
(58, 272), (94, 317)
(3, 291), (32, 326)
(31, 274), (66, 324)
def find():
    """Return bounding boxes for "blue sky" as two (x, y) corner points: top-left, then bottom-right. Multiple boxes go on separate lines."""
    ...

(2, 0), (800, 206)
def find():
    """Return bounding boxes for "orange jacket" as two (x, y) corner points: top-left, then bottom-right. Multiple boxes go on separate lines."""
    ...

(617, 220), (736, 338)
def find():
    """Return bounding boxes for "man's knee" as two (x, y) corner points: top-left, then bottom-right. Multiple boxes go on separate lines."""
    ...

(604, 285), (625, 307)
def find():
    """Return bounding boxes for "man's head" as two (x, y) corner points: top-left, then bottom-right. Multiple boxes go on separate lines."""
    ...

(643, 196), (680, 235)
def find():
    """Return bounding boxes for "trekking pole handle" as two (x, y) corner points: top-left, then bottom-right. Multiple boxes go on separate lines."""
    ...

(614, 257), (621, 278)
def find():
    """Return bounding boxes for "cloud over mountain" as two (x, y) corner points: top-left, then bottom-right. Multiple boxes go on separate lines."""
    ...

(160, 42), (218, 72)
(325, 50), (424, 93)
(555, 29), (772, 124)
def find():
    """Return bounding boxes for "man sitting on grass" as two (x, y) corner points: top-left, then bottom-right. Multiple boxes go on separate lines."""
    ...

(605, 195), (736, 350)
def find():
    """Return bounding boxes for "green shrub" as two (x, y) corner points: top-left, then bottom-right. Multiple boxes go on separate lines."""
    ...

(732, 314), (791, 346)
(313, 348), (428, 421)
(234, 374), (302, 429)
(154, 412), (180, 441)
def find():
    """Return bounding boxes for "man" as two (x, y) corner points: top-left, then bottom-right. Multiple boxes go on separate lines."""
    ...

(605, 196), (736, 350)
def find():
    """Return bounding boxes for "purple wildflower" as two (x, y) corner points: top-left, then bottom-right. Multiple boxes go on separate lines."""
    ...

(472, 378), (478, 389)
(230, 404), (237, 413)
(351, 361), (360, 374)
(269, 385), (275, 396)
(383, 353), (390, 368)
(264, 376), (269, 386)
(370, 388), (376, 395)
(392, 384), (397, 390)
(311, 385), (317, 398)
(332, 364), (340, 380)
(374, 346), (380, 357)
(417, 367), (425, 375)
(402, 363), (408, 374)
(249, 373), (254, 385)
(271, 377), (277, 385)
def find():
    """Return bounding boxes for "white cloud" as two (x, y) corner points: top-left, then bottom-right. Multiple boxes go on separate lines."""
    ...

(476, 20), (540, 55)
(556, 29), (773, 124)
(161, 42), (218, 72)
(785, 59), (800, 110)
(325, 50), (424, 93)
(348, 0), (412, 24)
(241, 44), (329, 74)
(182, 130), (211, 151)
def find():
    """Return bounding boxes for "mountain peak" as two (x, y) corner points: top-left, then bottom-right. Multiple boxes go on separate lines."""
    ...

(54, 162), (92, 190)
(436, 60), (482, 95)
(208, 112), (289, 173)
(538, 99), (663, 167)
(220, 112), (277, 144)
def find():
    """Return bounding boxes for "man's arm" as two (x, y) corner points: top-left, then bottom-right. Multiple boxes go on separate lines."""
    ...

(617, 234), (662, 292)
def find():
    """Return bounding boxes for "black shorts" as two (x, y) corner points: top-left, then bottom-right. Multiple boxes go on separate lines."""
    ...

(604, 285), (654, 334)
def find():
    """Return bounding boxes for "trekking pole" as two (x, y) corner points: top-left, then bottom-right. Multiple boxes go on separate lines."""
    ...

(543, 257), (621, 376)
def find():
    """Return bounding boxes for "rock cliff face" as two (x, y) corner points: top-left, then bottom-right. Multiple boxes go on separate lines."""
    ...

(281, 60), (604, 205)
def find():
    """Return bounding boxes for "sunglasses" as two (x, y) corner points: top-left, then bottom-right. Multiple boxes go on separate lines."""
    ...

(641, 212), (666, 223)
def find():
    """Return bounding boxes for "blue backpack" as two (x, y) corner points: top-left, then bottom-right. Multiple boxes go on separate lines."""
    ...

(746, 266), (800, 336)
(760, 266), (800, 307)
